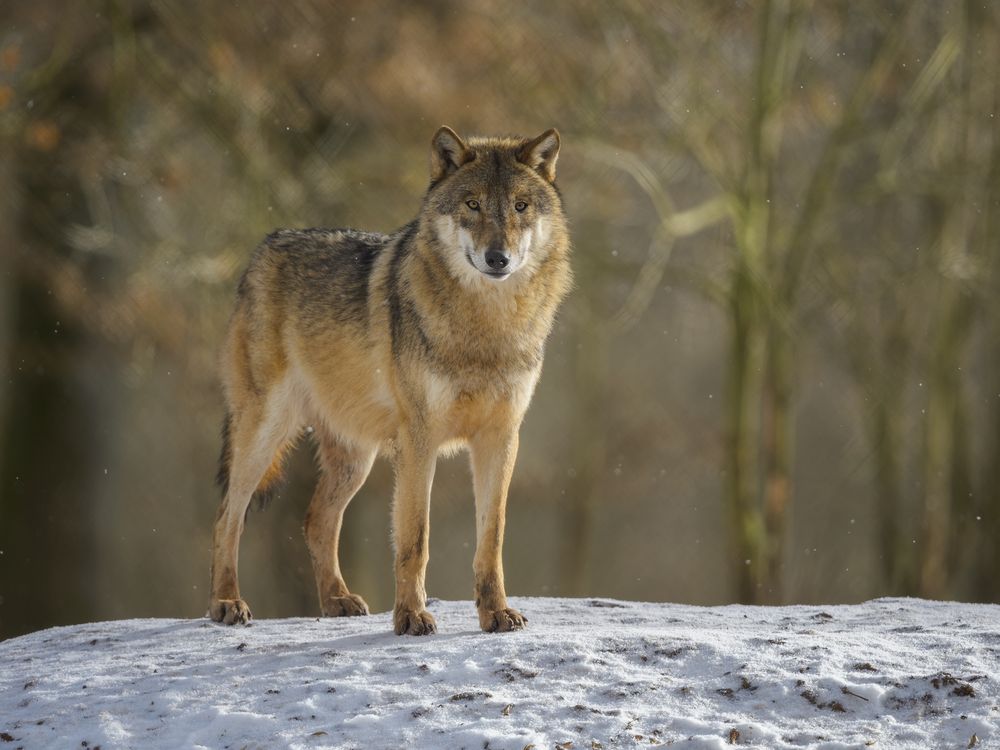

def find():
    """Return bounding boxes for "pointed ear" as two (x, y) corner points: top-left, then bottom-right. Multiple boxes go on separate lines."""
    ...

(517, 128), (560, 182)
(430, 126), (472, 183)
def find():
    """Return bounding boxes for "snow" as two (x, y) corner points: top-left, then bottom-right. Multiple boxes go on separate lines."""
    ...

(1, 597), (997, 749)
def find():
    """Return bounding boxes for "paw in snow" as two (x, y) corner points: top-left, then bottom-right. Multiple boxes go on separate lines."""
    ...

(321, 594), (369, 617)
(479, 607), (527, 633)
(209, 598), (252, 625)
(394, 607), (437, 636)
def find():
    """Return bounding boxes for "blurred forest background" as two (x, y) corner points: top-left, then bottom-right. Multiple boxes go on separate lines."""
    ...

(1, 1), (999, 639)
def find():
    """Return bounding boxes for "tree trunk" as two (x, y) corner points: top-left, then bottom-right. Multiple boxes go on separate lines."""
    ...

(920, 317), (958, 599)
(869, 387), (909, 592)
(559, 313), (609, 596)
(974, 11), (1000, 602)
(920, 285), (974, 598)
(0, 150), (14, 496)
(981, 364), (1000, 601)
(920, 5), (976, 599)
(761, 325), (793, 603)
(725, 263), (767, 602)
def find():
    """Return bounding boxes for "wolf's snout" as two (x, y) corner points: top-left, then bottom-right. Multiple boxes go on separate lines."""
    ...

(484, 248), (510, 270)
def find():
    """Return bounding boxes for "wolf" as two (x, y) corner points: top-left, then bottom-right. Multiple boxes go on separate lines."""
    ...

(209, 127), (572, 635)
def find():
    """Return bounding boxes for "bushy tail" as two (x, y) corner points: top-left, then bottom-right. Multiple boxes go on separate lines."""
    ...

(216, 411), (287, 514)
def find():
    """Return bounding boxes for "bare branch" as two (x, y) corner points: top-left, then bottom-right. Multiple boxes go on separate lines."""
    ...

(583, 141), (730, 330)
(779, 4), (920, 306)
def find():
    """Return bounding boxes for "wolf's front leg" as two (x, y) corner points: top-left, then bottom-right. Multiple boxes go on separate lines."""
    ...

(391, 429), (438, 635)
(470, 428), (526, 632)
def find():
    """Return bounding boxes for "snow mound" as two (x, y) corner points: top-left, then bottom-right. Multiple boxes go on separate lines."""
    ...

(1, 597), (997, 749)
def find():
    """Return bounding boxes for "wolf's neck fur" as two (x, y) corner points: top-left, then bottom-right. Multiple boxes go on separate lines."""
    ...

(398, 221), (571, 376)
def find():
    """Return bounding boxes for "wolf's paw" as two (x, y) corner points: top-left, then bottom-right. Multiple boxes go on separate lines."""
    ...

(479, 607), (527, 633)
(321, 594), (370, 617)
(394, 607), (437, 636)
(209, 598), (252, 625)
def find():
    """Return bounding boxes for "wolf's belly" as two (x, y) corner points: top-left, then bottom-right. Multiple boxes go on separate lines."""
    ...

(288, 326), (541, 453)
(314, 387), (399, 451)
(288, 332), (400, 451)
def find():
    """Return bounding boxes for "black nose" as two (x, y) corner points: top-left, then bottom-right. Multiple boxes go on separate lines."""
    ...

(484, 249), (510, 270)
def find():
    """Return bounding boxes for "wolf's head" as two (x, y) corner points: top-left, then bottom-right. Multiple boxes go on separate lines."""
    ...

(423, 126), (566, 287)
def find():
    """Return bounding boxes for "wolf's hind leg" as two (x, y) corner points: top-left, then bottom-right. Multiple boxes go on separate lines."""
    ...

(210, 396), (298, 625)
(304, 429), (376, 617)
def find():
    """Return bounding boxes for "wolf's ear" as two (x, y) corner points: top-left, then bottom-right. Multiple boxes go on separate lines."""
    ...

(518, 129), (560, 182)
(430, 126), (472, 183)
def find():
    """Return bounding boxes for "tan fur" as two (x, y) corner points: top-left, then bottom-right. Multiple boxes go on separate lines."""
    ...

(209, 127), (572, 634)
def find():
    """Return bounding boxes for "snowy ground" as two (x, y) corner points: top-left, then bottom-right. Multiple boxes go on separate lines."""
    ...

(1, 597), (997, 749)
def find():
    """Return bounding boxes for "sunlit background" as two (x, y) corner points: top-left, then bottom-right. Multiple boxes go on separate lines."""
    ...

(1, 1), (999, 639)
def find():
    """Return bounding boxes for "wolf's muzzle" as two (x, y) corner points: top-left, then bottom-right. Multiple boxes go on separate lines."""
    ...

(484, 248), (510, 271)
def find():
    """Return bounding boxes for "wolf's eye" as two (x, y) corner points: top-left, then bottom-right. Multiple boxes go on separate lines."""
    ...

(514, 201), (528, 212)
(466, 199), (480, 210)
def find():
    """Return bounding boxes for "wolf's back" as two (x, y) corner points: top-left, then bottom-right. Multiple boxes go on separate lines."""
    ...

(239, 227), (392, 326)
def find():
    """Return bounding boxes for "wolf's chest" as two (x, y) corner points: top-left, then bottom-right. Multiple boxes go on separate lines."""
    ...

(421, 368), (539, 442)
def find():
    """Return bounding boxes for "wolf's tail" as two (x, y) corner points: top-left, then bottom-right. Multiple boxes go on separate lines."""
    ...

(216, 411), (286, 514)
(216, 411), (234, 498)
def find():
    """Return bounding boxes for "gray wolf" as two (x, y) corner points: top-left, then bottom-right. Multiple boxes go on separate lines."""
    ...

(210, 126), (572, 634)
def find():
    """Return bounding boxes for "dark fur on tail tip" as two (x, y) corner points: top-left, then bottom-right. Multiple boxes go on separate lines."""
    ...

(216, 411), (285, 521)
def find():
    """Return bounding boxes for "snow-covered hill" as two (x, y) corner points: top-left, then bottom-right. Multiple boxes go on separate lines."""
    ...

(1, 597), (997, 749)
